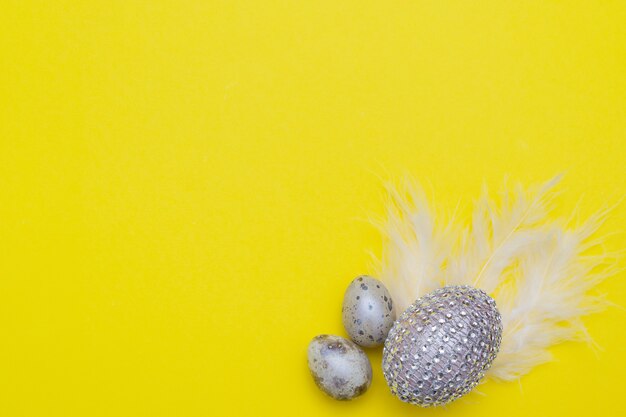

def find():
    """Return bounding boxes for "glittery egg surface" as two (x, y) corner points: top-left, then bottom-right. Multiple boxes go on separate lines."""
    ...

(307, 335), (372, 400)
(382, 285), (502, 407)
(342, 276), (396, 347)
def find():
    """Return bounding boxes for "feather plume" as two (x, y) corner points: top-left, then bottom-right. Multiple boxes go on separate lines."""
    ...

(376, 179), (454, 314)
(376, 176), (618, 381)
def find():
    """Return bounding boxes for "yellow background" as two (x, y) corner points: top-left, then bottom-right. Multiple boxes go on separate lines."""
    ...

(1, 1), (625, 416)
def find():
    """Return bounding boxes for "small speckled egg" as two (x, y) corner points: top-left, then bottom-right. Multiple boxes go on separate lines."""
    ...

(342, 275), (396, 347)
(307, 335), (372, 400)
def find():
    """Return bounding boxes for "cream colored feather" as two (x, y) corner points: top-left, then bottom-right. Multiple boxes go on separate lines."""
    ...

(377, 178), (454, 314)
(376, 176), (618, 382)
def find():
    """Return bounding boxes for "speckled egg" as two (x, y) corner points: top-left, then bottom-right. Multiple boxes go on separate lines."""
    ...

(342, 275), (396, 347)
(307, 335), (372, 400)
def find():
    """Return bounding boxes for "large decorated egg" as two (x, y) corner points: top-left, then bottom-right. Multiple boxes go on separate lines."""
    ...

(382, 285), (502, 407)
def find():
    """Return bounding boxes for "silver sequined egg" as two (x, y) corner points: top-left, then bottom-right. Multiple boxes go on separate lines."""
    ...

(342, 276), (396, 347)
(307, 335), (372, 400)
(382, 285), (502, 407)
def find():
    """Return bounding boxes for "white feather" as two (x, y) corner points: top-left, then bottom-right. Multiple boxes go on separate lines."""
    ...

(375, 179), (454, 314)
(447, 176), (562, 292)
(376, 176), (618, 381)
